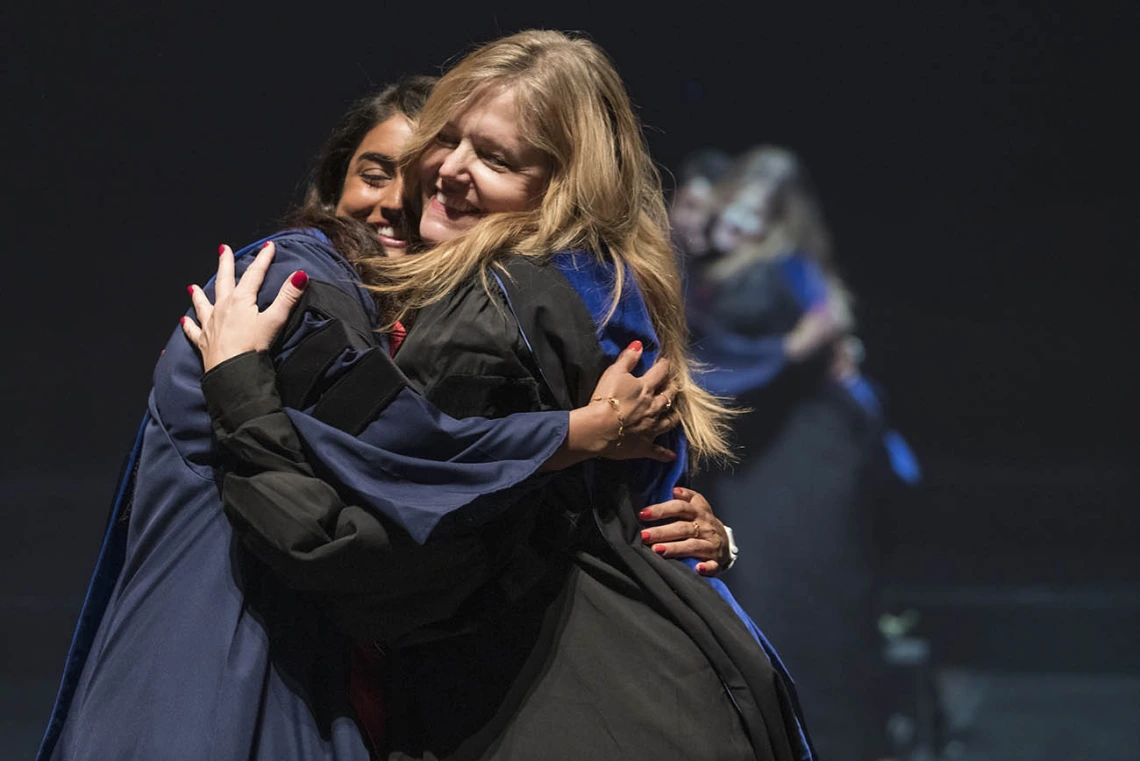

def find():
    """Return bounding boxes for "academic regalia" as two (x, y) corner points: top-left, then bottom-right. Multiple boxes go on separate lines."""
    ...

(37, 232), (569, 761)
(688, 251), (918, 761)
(200, 250), (814, 760)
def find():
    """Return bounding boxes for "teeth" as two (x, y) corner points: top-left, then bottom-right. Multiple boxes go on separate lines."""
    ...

(376, 226), (398, 238)
(435, 191), (478, 213)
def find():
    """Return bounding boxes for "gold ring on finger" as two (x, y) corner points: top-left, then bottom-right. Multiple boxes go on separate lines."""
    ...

(664, 396), (673, 411)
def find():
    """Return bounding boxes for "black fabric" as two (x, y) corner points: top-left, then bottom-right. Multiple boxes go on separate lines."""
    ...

(202, 349), (493, 646)
(311, 348), (407, 436)
(393, 274), (552, 414)
(703, 386), (891, 761)
(490, 259), (608, 410)
(203, 257), (803, 760)
(696, 258), (893, 761)
(381, 259), (796, 761)
(272, 279), (396, 417)
(272, 279), (380, 354)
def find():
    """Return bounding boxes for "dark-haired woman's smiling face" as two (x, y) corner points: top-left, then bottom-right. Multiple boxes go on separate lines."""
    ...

(418, 88), (550, 244)
(336, 114), (416, 255)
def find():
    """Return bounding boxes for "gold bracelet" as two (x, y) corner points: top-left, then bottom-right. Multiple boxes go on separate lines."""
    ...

(592, 395), (625, 449)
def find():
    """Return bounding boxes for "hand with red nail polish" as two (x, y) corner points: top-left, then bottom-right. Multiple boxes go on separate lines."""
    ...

(180, 240), (307, 371)
(568, 337), (679, 463)
(637, 487), (731, 575)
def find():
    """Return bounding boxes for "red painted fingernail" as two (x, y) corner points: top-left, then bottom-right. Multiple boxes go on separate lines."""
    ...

(218, 244), (226, 256)
(667, 451), (678, 460)
(261, 240), (272, 249)
(653, 544), (667, 555)
(180, 316), (186, 325)
(673, 487), (684, 497)
(638, 509), (653, 520)
(187, 285), (194, 296)
(696, 563), (706, 573)
(640, 530), (651, 542)
(627, 340), (642, 352)
(290, 270), (308, 288)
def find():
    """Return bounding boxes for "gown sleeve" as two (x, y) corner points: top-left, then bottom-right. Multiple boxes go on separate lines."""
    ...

(203, 350), (504, 641)
(203, 350), (492, 596)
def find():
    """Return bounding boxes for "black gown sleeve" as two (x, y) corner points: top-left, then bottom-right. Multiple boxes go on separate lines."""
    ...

(202, 350), (493, 641)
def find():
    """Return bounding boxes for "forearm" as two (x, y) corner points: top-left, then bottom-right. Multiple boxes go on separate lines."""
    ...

(203, 351), (490, 599)
(539, 403), (613, 471)
(782, 308), (845, 363)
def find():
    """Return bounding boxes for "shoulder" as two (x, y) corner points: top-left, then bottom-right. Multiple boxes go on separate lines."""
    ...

(233, 229), (375, 319)
(235, 229), (358, 282)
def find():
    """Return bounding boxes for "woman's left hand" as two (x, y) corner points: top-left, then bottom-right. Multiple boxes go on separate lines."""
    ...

(181, 242), (309, 371)
(639, 487), (730, 576)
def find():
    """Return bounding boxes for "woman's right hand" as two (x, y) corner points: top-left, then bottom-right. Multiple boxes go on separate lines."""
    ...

(783, 306), (843, 363)
(181, 242), (309, 371)
(566, 341), (680, 463)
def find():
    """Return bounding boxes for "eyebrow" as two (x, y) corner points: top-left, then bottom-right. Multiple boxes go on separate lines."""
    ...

(356, 151), (396, 165)
(472, 134), (514, 155)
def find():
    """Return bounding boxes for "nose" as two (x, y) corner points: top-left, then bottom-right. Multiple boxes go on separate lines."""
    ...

(437, 141), (472, 183)
(379, 172), (404, 215)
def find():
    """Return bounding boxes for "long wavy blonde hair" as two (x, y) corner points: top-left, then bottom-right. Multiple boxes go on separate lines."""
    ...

(356, 29), (735, 465)
(707, 146), (853, 322)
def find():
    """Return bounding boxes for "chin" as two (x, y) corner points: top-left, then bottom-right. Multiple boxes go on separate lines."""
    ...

(421, 217), (469, 245)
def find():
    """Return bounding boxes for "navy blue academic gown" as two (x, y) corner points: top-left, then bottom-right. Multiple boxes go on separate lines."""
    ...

(38, 232), (569, 761)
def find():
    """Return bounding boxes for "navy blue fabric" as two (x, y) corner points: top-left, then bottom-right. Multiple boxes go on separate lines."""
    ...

(36, 416), (146, 760)
(40, 231), (374, 761)
(38, 231), (567, 761)
(286, 390), (567, 544)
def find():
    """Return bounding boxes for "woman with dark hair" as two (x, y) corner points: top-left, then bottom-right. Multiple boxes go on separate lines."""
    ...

(37, 74), (731, 761)
(685, 145), (920, 761)
(185, 31), (813, 761)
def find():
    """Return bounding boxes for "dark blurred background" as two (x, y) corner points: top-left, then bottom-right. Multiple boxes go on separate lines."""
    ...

(3, 2), (1137, 759)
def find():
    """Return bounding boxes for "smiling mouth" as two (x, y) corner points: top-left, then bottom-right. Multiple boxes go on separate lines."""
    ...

(372, 224), (408, 248)
(432, 190), (481, 215)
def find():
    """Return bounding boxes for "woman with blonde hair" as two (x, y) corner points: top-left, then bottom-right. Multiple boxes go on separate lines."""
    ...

(39, 74), (734, 761)
(186, 31), (813, 760)
(686, 145), (919, 761)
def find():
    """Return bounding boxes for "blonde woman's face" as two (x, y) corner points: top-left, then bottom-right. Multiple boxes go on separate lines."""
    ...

(418, 88), (550, 244)
(710, 183), (772, 254)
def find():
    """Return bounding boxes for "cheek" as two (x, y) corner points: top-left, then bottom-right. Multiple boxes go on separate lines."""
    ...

(481, 173), (544, 213)
(420, 212), (471, 244)
(335, 180), (375, 218)
(419, 149), (445, 189)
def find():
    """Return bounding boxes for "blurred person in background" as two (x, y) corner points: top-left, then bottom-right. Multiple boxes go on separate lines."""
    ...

(680, 145), (920, 761)
(669, 147), (734, 260)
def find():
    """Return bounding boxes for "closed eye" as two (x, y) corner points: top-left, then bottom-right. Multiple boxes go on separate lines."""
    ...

(480, 151), (512, 170)
(361, 170), (393, 187)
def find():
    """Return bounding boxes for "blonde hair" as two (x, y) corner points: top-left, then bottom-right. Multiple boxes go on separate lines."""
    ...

(708, 145), (852, 323)
(357, 30), (735, 465)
